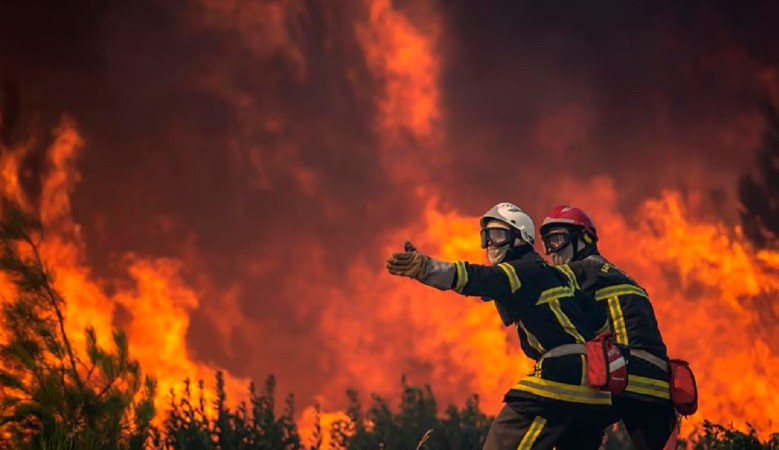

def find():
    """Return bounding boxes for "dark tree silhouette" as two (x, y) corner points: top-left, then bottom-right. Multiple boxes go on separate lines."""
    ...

(739, 101), (779, 248)
(0, 79), (20, 146)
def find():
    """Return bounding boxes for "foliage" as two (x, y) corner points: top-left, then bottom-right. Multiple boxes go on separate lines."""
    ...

(0, 202), (156, 449)
(157, 372), (302, 450)
(679, 421), (779, 450)
(329, 375), (491, 450)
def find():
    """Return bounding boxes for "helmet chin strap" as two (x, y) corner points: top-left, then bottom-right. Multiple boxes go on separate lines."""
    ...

(551, 249), (572, 265)
(550, 234), (590, 265)
(572, 235), (581, 261)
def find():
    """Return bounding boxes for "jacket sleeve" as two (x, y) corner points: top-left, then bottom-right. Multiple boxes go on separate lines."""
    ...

(451, 261), (523, 300)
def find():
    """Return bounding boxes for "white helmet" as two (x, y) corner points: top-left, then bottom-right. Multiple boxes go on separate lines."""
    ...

(480, 202), (535, 245)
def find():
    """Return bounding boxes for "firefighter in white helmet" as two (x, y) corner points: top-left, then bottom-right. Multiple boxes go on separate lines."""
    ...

(386, 202), (611, 450)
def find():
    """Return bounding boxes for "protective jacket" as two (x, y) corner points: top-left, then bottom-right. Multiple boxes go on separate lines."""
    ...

(450, 245), (611, 405)
(557, 254), (670, 402)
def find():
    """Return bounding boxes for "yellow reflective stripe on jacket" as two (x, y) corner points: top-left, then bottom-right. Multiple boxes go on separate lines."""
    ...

(607, 297), (629, 345)
(579, 354), (587, 386)
(518, 321), (546, 354)
(555, 265), (580, 289)
(625, 375), (670, 400)
(516, 416), (547, 450)
(549, 299), (585, 343)
(535, 285), (574, 304)
(497, 262), (522, 293)
(453, 261), (468, 292)
(594, 284), (648, 301)
(513, 376), (611, 405)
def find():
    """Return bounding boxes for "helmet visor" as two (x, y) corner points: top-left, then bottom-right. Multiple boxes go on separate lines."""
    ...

(481, 227), (513, 249)
(541, 231), (572, 254)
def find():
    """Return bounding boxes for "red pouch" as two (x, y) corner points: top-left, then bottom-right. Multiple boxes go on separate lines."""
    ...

(669, 359), (698, 415)
(586, 337), (608, 387)
(586, 333), (628, 393)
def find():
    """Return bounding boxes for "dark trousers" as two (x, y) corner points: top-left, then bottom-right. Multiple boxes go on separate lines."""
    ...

(614, 396), (677, 450)
(483, 395), (609, 450)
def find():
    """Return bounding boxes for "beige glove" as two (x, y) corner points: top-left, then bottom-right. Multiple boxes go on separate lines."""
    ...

(386, 241), (430, 280)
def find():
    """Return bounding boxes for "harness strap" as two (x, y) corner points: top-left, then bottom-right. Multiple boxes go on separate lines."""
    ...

(631, 349), (669, 372)
(541, 343), (586, 359)
(543, 346), (668, 370)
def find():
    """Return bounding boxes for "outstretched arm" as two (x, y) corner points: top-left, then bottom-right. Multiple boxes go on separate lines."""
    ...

(386, 242), (517, 300)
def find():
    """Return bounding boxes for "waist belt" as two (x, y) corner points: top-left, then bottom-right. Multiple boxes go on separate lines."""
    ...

(631, 349), (668, 372)
(544, 346), (669, 372)
(542, 343), (586, 359)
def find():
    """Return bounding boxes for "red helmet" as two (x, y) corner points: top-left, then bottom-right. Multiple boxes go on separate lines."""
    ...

(539, 205), (598, 241)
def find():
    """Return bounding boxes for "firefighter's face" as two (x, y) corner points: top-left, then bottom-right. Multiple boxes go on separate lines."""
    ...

(542, 227), (575, 265)
(482, 219), (512, 265)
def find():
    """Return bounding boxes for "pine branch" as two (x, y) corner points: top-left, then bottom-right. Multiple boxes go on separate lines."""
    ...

(21, 231), (84, 393)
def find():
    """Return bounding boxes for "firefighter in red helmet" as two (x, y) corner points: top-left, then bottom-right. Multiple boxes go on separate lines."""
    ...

(386, 202), (611, 450)
(540, 205), (676, 450)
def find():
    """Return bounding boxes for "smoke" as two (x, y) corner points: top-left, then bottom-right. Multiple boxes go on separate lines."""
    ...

(439, 1), (779, 219)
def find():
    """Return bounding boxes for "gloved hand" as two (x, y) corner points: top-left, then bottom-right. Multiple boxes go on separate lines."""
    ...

(386, 240), (430, 280)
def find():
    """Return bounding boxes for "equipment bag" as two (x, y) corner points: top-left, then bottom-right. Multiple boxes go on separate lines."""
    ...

(586, 332), (628, 394)
(669, 359), (698, 415)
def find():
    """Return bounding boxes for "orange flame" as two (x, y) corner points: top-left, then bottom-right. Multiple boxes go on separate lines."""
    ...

(356, 0), (441, 142)
(298, 406), (350, 449)
(0, 118), (246, 418)
(356, 0), (444, 182)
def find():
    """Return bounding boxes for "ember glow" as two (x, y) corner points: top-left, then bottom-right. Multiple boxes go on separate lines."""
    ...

(2, 0), (779, 441)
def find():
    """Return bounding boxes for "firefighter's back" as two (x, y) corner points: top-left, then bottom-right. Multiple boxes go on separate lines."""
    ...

(564, 255), (676, 450)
